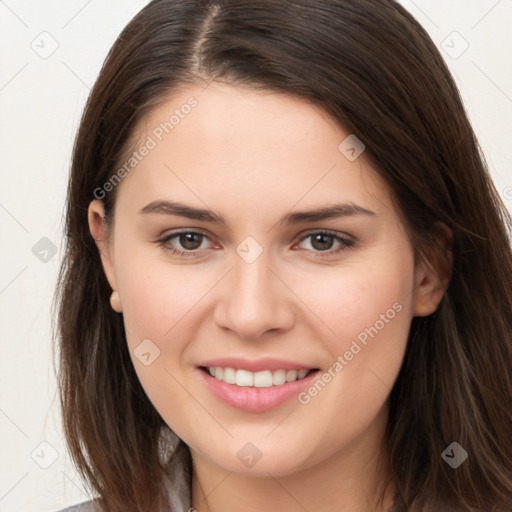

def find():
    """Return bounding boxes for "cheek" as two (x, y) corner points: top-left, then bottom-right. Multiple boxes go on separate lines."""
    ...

(113, 251), (211, 425)
(295, 245), (415, 426)
(295, 247), (414, 349)
(115, 249), (216, 346)
(293, 243), (415, 406)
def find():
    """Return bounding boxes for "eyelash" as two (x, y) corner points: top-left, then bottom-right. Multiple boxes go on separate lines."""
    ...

(155, 228), (354, 259)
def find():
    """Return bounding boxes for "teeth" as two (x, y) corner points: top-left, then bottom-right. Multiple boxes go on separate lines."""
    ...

(223, 367), (236, 384)
(286, 370), (298, 382)
(272, 369), (286, 386)
(253, 370), (272, 388)
(297, 369), (308, 379)
(207, 367), (312, 387)
(235, 369), (253, 387)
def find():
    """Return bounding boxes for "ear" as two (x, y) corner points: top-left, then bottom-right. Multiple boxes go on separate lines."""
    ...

(88, 199), (118, 292)
(412, 222), (453, 317)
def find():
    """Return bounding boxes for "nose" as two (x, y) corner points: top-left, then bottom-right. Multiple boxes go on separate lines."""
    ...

(213, 252), (295, 341)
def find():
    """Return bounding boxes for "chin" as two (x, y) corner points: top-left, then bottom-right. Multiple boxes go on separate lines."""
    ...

(198, 439), (321, 478)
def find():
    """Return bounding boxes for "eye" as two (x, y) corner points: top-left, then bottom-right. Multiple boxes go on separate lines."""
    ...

(156, 229), (215, 257)
(295, 231), (354, 257)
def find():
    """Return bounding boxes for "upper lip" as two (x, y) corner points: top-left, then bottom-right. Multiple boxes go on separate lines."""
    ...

(199, 357), (317, 373)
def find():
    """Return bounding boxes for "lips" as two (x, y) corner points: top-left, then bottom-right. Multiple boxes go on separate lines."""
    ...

(197, 357), (320, 412)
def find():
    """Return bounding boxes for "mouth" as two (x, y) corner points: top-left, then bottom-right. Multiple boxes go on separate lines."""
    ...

(199, 366), (317, 387)
(197, 364), (321, 412)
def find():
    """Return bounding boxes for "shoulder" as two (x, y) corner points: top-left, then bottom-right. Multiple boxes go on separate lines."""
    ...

(56, 501), (97, 512)
(56, 439), (191, 512)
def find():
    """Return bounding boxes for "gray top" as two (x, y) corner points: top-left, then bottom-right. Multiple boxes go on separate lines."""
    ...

(56, 438), (192, 512)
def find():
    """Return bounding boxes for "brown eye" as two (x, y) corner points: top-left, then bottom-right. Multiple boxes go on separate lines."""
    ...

(179, 232), (204, 250)
(296, 231), (354, 258)
(310, 233), (335, 251)
(157, 230), (213, 257)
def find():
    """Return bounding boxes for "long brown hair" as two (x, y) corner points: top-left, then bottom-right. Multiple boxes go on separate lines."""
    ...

(54, 1), (512, 510)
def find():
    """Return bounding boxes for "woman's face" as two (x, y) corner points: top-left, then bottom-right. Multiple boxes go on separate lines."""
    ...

(90, 82), (444, 477)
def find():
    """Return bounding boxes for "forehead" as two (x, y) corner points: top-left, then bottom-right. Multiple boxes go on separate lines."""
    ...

(114, 82), (394, 221)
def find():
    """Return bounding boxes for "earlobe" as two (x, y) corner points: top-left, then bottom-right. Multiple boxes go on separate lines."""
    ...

(88, 200), (120, 305)
(412, 222), (453, 317)
(109, 290), (123, 313)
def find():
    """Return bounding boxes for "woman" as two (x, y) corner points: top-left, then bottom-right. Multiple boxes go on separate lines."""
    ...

(55, 0), (512, 511)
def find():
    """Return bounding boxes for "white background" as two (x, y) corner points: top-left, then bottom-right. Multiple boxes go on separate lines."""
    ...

(0, 1), (511, 510)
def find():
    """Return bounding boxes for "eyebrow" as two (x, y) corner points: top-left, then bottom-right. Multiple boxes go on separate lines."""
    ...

(138, 200), (376, 226)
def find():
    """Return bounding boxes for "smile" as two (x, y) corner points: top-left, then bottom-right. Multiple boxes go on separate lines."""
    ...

(197, 362), (321, 412)
(203, 367), (314, 387)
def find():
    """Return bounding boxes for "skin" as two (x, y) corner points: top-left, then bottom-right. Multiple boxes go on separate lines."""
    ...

(89, 82), (451, 512)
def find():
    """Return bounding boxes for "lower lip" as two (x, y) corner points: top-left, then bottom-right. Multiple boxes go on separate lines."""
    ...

(197, 368), (319, 412)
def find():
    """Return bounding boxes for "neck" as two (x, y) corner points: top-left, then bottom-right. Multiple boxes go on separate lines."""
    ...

(190, 406), (396, 512)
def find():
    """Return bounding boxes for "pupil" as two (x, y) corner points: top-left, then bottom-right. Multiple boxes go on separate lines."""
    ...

(180, 233), (202, 250)
(312, 233), (333, 251)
